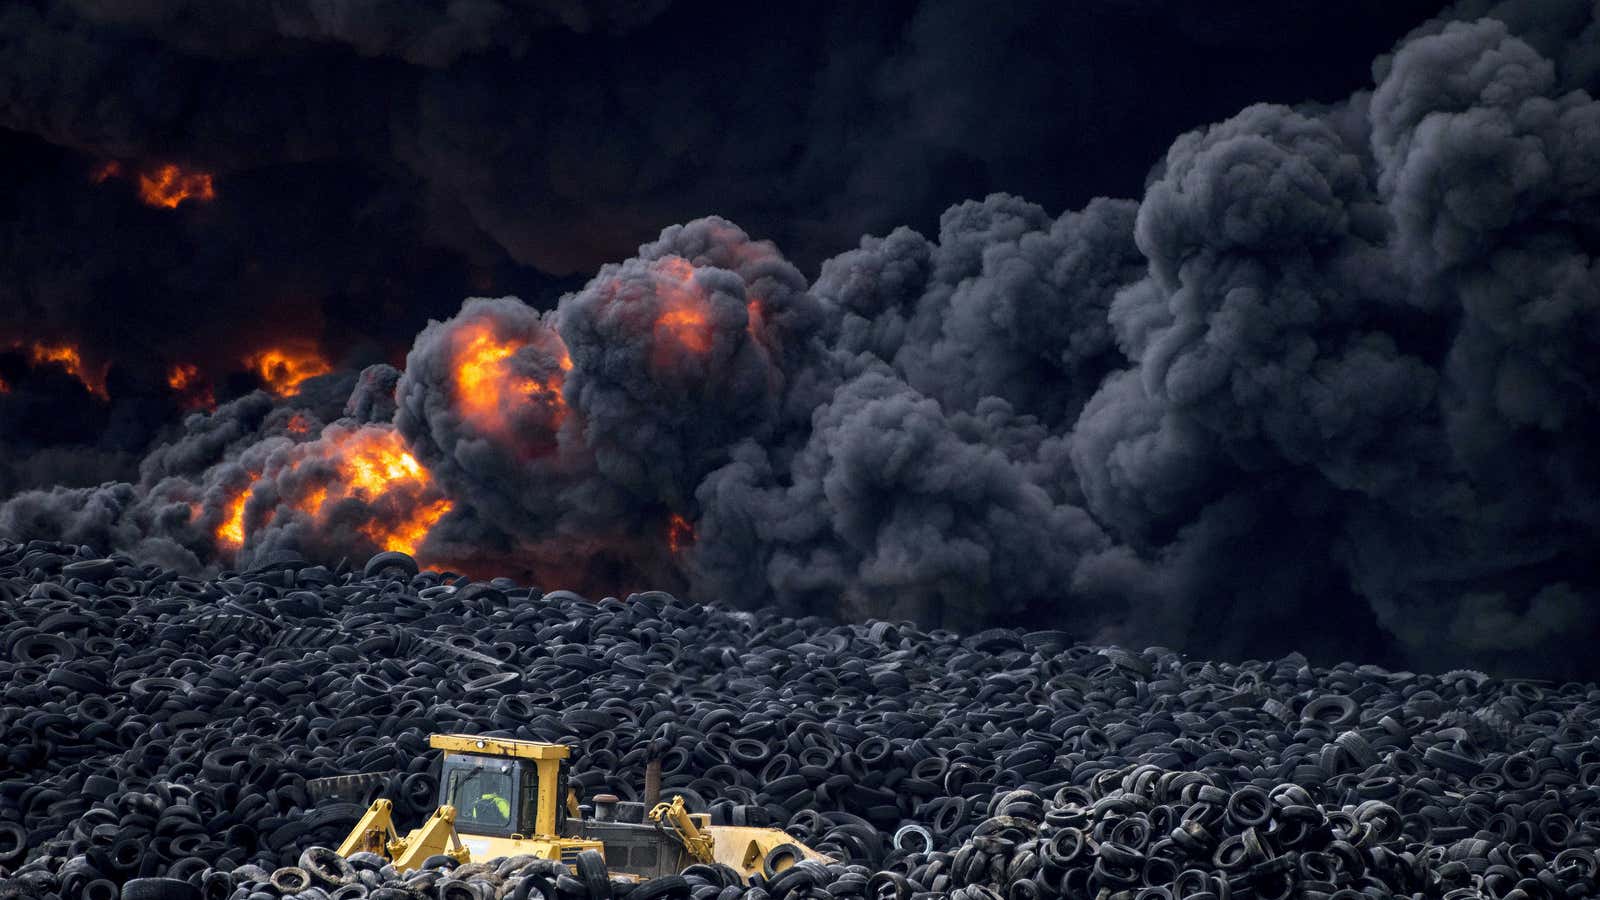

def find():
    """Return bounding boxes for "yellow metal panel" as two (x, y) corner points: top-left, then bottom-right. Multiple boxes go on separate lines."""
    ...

(533, 758), (561, 836)
(430, 734), (571, 760)
(336, 799), (398, 858)
(453, 835), (605, 863)
(702, 826), (832, 877)
(392, 805), (469, 870)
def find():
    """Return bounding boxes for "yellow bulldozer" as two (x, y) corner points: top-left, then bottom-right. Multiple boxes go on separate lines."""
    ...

(319, 734), (829, 879)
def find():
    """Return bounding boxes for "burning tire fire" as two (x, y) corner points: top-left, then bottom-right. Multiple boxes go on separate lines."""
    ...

(2, 6), (1600, 900)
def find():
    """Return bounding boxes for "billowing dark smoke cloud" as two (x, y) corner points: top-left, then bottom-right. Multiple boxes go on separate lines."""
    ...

(3, 0), (1599, 679)
(1061, 6), (1600, 675)
(0, 0), (1443, 497)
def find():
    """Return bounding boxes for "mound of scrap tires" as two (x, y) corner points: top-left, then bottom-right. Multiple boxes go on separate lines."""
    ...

(0, 538), (1598, 900)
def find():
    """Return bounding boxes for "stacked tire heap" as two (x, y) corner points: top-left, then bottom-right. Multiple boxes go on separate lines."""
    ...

(1, 538), (1599, 900)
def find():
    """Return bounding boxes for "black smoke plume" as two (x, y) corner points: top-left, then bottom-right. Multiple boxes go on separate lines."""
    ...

(0, 0), (1442, 497)
(4, 0), (1599, 679)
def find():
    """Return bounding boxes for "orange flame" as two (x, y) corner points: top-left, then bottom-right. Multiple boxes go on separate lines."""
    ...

(166, 362), (215, 410)
(334, 429), (453, 555)
(297, 485), (328, 516)
(247, 345), (332, 396)
(20, 341), (108, 399)
(300, 427), (453, 556)
(366, 496), (453, 556)
(286, 412), (314, 437)
(668, 514), (695, 554)
(137, 164), (216, 209)
(217, 478), (258, 550)
(659, 308), (713, 353)
(90, 161), (123, 184)
(452, 323), (569, 434)
(652, 256), (714, 360)
(166, 363), (199, 391)
(215, 428), (453, 557)
(0, 375), (9, 394)
(746, 299), (764, 336)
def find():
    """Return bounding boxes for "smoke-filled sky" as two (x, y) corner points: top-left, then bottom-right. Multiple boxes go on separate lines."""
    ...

(4, 0), (1599, 678)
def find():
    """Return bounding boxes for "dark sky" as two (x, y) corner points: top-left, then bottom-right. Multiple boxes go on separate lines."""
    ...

(0, 0), (1447, 390)
(0, 0), (1437, 494)
(8, 0), (1600, 678)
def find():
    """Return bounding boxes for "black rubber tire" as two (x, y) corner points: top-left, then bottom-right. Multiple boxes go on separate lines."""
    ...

(0, 821), (25, 866)
(269, 867), (312, 894)
(892, 824), (934, 854)
(121, 878), (203, 900)
(363, 551), (419, 580)
(422, 855), (459, 871)
(300, 847), (357, 886)
(575, 850), (610, 900)
(763, 861), (817, 898)
(200, 871), (233, 900)
(762, 843), (804, 879)
(439, 881), (481, 900)
(629, 876), (690, 900)
(510, 875), (556, 900)
(866, 872), (910, 900)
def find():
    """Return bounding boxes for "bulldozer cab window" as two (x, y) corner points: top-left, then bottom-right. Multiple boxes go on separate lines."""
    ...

(442, 758), (516, 835)
(555, 763), (568, 833)
(513, 761), (565, 836)
(518, 764), (539, 835)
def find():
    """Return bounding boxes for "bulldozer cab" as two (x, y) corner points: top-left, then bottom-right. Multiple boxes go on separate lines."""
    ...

(431, 735), (570, 839)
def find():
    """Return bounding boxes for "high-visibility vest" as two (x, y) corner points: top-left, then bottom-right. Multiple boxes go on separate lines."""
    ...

(479, 793), (509, 817)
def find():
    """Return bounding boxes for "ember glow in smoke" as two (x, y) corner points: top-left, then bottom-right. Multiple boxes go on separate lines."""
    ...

(668, 514), (694, 555)
(137, 164), (215, 209)
(304, 426), (453, 557)
(89, 160), (216, 208)
(248, 345), (333, 396)
(216, 478), (256, 551)
(206, 424), (453, 559)
(451, 322), (571, 436)
(16, 341), (107, 399)
(166, 363), (214, 410)
(651, 257), (714, 361)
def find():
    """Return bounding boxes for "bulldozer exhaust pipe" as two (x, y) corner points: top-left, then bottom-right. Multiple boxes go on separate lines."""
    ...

(644, 757), (662, 807)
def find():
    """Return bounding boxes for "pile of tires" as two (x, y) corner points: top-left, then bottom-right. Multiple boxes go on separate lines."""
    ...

(0, 539), (1597, 900)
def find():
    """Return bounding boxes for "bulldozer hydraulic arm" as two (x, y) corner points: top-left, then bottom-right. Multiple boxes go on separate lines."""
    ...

(649, 796), (716, 865)
(391, 805), (469, 870)
(338, 799), (401, 858)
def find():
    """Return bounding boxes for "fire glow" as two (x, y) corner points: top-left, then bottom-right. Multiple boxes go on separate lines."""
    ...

(651, 256), (714, 364)
(746, 299), (764, 336)
(90, 160), (216, 209)
(248, 345), (333, 396)
(668, 514), (694, 554)
(216, 477), (259, 550)
(451, 323), (570, 434)
(213, 427), (453, 558)
(138, 164), (215, 209)
(314, 428), (453, 557)
(14, 341), (107, 398)
(166, 363), (214, 410)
